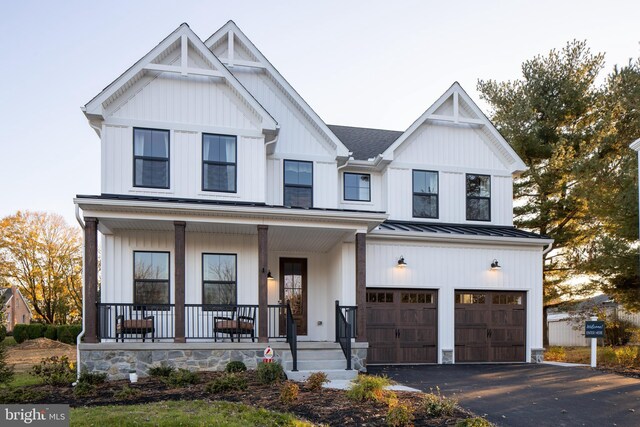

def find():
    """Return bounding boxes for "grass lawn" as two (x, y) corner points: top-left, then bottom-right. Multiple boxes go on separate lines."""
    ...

(70, 400), (313, 427)
(2, 372), (41, 388)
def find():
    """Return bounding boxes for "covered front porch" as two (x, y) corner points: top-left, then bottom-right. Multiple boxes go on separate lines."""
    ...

(76, 195), (385, 377)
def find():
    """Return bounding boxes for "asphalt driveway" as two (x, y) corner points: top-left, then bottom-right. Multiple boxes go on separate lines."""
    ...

(368, 363), (640, 427)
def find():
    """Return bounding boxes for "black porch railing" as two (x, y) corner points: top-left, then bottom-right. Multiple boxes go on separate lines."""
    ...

(185, 304), (258, 342)
(286, 302), (298, 371)
(335, 300), (355, 370)
(97, 303), (175, 342)
(336, 303), (357, 340)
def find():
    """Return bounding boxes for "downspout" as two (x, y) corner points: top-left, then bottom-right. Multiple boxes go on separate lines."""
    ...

(73, 204), (86, 384)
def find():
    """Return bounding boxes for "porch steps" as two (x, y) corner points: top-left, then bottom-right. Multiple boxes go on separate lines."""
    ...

(281, 342), (358, 382)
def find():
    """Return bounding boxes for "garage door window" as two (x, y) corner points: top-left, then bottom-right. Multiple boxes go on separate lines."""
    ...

(401, 292), (433, 304)
(456, 293), (486, 304)
(492, 294), (522, 305)
(367, 292), (393, 303)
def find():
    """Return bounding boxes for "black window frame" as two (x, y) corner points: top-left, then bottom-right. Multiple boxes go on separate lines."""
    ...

(466, 173), (491, 222)
(132, 128), (170, 189)
(133, 250), (171, 309)
(343, 172), (371, 202)
(202, 253), (238, 306)
(412, 169), (439, 219)
(283, 159), (313, 208)
(201, 133), (238, 193)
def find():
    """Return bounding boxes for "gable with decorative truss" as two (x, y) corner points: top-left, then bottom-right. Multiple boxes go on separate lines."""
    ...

(382, 82), (527, 174)
(83, 23), (277, 136)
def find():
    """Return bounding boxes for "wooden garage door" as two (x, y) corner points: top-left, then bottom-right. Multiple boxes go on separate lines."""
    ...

(455, 291), (526, 363)
(366, 289), (437, 364)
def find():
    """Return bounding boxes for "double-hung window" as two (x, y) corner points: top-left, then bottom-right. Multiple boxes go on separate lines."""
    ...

(133, 128), (169, 189)
(466, 174), (491, 221)
(133, 251), (170, 306)
(202, 254), (237, 305)
(344, 173), (371, 202)
(202, 134), (237, 192)
(413, 170), (438, 218)
(283, 160), (313, 208)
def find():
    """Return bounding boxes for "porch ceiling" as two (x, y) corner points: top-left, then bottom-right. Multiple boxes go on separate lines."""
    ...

(97, 218), (354, 253)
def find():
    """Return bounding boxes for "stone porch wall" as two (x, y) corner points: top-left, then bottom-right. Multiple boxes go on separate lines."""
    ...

(80, 342), (370, 379)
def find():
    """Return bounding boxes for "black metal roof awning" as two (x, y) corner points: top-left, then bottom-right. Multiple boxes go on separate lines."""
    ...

(376, 220), (550, 240)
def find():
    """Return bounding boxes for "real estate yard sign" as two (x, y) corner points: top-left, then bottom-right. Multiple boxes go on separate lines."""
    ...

(585, 321), (605, 338)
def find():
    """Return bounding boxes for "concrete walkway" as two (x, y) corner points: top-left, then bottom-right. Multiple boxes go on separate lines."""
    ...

(368, 364), (640, 427)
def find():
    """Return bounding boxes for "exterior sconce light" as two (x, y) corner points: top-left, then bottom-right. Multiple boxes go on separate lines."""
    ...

(491, 259), (501, 270)
(267, 270), (274, 280)
(397, 256), (407, 268)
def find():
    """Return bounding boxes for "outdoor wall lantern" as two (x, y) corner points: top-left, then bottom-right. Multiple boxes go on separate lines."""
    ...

(267, 270), (274, 280)
(491, 259), (502, 270)
(397, 256), (407, 268)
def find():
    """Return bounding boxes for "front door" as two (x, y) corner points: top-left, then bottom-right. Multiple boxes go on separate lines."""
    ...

(280, 258), (308, 335)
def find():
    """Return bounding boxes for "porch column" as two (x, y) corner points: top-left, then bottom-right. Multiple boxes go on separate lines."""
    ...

(84, 217), (99, 344)
(258, 225), (268, 343)
(355, 232), (367, 342)
(174, 221), (186, 343)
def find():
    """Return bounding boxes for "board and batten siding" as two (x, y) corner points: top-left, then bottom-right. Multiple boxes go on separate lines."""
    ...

(366, 240), (543, 363)
(384, 167), (513, 225)
(338, 171), (384, 212)
(101, 125), (266, 202)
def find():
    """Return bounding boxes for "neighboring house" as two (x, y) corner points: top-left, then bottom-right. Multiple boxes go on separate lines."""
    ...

(76, 21), (552, 379)
(548, 295), (640, 346)
(1, 286), (32, 332)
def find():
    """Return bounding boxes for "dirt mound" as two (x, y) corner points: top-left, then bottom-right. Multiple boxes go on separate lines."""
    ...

(7, 338), (77, 372)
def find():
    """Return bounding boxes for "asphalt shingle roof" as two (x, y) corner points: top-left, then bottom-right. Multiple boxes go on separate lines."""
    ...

(327, 125), (403, 160)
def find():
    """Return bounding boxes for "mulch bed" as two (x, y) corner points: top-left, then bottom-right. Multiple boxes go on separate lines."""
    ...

(597, 366), (640, 379)
(1, 371), (476, 426)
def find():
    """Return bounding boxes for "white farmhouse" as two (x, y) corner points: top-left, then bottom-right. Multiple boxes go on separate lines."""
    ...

(76, 21), (552, 379)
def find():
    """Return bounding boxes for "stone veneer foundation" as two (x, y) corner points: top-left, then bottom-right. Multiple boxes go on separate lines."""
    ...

(79, 342), (368, 379)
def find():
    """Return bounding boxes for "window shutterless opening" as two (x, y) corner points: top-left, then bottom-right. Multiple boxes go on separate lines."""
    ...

(343, 172), (371, 202)
(412, 170), (438, 218)
(133, 251), (170, 309)
(466, 174), (491, 221)
(202, 253), (237, 306)
(133, 128), (170, 189)
(283, 160), (313, 208)
(202, 134), (237, 193)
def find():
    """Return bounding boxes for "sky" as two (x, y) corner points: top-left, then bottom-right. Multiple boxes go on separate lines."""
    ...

(1, 0), (639, 226)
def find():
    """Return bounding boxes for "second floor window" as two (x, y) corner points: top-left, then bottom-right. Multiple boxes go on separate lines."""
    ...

(466, 174), (491, 221)
(203, 254), (237, 305)
(133, 251), (170, 306)
(344, 173), (371, 202)
(413, 170), (438, 218)
(133, 128), (169, 189)
(284, 160), (313, 208)
(203, 134), (237, 192)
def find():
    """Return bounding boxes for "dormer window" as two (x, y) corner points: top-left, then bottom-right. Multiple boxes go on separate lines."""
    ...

(202, 134), (237, 193)
(413, 170), (438, 218)
(466, 174), (491, 221)
(344, 173), (371, 202)
(133, 128), (169, 189)
(284, 160), (313, 208)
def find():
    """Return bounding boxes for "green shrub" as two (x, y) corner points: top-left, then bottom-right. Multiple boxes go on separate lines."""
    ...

(73, 381), (95, 397)
(456, 417), (492, 427)
(78, 369), (107, 385)
(163, 368), (199, 387)
(279, 381), (299, 404)
(614, 346), (639, 367)
(30, 356), (75, 386)
(347, 374), (391, 402)
(0, 343), (14, 385)
(13, 324), (29, 344)
(256, 362), (285, 384)
(113, 384), (142, 400)
(148, 363), (175, 378)
(44, 325), (57, 340)
(206, 373), (248, 393)
(27, 323), (46, 340)
(0, 325), (6, 343)
(57, 325), (82, 345)
(423, 387), (457, 417)
(225, 360), (247, 373)
(544, 346), (566, 361)
(605, 319), (634, 346)
(306, 371), (329, 391)
(0, 387), (46, 403)
(386, 403), (414, 427)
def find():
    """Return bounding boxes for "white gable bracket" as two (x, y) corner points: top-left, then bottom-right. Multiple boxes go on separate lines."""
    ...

(143, 63), (225, 79)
